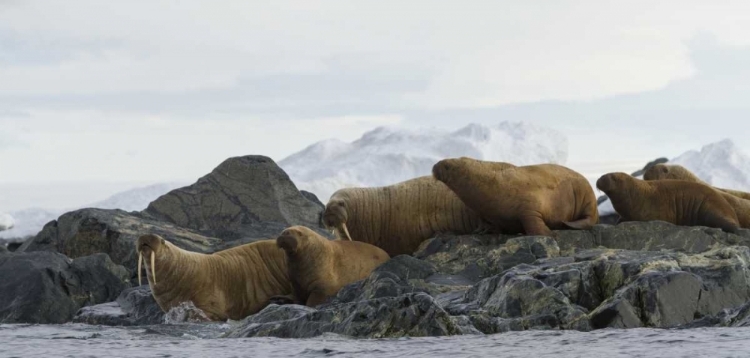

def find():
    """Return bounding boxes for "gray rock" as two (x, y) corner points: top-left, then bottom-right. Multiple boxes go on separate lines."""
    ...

(73, 285), (165, 326)
(0, 251), (130, 324)
(0, 245), (7, 254)
(18, 208), (222, 271)
(224, 293), (466, 338)
(143, 155), (325, 242)
(226, 221), (750, 338)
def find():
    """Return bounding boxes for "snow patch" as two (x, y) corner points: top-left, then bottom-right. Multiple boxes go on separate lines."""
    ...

(0, 213), (14, 231)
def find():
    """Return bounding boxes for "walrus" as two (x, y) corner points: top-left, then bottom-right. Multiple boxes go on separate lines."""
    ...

(596, 172), (740, 232)
(432, 157), (599, 237)
(276, 225), (389, 306)
(323, 174), (509, 256)
(136, 234), (292, 321)
(644, 163), (750, 200)
(643, 164), (750, 228)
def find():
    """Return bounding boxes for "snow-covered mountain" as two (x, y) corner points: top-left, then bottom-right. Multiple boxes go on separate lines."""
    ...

(0, 213), (14, 231)
(671, 139), (750, 191)
(0, 182), (187, 241)
(280, 121), (569, 202)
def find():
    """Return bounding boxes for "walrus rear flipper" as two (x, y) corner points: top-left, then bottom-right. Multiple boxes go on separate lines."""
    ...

(563, 216), (597, 230)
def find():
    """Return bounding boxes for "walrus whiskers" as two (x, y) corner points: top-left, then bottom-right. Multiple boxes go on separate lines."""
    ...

(138, 252), (143, 286)
(151, 251), (157, 284)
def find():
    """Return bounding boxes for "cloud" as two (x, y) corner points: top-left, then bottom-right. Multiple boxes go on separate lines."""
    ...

(3, 0), (750, 117)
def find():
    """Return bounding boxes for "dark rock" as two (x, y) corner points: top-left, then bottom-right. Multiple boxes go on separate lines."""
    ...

(70, 253), (131, 306)
(224, 293), (467, 338)
(0, 245), (7, 254)
(143, 155), (325, 241)
(73, 285), (165, 326)
(116, 285), (165, 325)
(0, 251), (130, 324)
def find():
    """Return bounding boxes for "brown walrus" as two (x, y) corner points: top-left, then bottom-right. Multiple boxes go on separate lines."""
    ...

(596, 172), (740, 232)
(644, 163), (750, 200)
(643, 164), (750, 228)
(323, 175), (507, 256)
(136, 234), (292, 321)
(432, 157), (599, 237)
(276, 225), (389, 306)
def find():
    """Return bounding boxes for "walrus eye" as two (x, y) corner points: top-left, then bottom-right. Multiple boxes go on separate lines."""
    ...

(661, 167), (668, 174)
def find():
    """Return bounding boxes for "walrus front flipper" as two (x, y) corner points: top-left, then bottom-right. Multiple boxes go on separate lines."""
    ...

(520, 215), (554, 237)
(306, 291), (330, 307)
(563, 216), (597, 230)
(268, 294), (299, 305)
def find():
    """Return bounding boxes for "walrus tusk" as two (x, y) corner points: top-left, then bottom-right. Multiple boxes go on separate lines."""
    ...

(151, 251), (157, 285)
(138, 252), (143, 286)
(341, 223), (353, 241)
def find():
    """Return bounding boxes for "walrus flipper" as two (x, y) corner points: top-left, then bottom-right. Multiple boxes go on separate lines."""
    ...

(563, 216), (597, 230)
(520, 215), (555, 237)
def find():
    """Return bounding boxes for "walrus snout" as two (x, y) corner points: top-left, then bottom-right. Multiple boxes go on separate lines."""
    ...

(136, 234), (165, 286)
(432, 159), (457, 182)
(277, 234), (298, 253)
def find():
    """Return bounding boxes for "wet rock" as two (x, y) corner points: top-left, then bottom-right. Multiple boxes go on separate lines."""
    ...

(224, 293), (466, 338)
(73, 285), (165, 326)
(0, 251), (130, 324)
(116, 285), (165, 325)
(144, 155), (325, 242)
(164, 302), (211, 323)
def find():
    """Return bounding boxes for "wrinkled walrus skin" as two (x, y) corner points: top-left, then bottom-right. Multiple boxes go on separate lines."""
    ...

(644, 163), (750, 200)
(276, 225), (389, 307)
(643, 164), (750, 228)
(136, 234), (292, 321)
(432, 157), (599, 237)
(597, 172), (740, 233)
(323, 175), (503, 256)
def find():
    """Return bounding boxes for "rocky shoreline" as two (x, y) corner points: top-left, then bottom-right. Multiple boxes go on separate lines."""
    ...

(3, 155), (750, 338)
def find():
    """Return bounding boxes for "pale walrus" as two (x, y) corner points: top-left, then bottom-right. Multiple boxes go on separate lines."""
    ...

(432, 157), (599, 237)
(596, 172), (740, 232)
(643, 164), (750, 228)
(136, 234), (292, 321)
(323, 174), (510, 256)
(276, 225), (390, 306)
(644, 163), (750, 200)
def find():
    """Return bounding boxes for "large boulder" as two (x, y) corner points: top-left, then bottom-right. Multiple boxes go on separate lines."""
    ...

(0, 251), (130, 324)
(143, 155), (325, 242)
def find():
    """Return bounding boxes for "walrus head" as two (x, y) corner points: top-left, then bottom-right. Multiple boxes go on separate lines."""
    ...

(643, 164), (671, 181)
(323, 199), (352, 241)
(596, 172), (633, 193)
(136, 234), (170, 286)
(432, 158), (464, 184)
(277, 226), (323, 255)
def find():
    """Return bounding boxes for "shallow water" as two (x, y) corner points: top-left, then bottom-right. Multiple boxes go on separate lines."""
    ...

(1, 324), (749, 358)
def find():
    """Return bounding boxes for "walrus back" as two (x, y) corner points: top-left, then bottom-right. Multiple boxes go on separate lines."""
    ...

(329, 176), (482, 255)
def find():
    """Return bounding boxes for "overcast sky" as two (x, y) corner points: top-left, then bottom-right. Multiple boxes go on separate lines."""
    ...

(2, 0), (750, 211)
